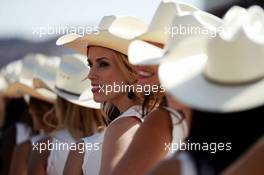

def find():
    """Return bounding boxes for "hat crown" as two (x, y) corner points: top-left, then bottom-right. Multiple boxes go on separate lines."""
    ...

(21, 54), (46, 80)
(165, 10), (222, 53)
(1, 60), (22, 83)
(34, 56), (61, 85)
(56, 54), (90, 95)
(98, 16), (148, 39)
(205, 6), (264, 84)
(139, 0), (199, 43)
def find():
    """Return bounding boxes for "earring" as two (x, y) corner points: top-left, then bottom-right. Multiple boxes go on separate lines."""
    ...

(127, 91), (135, 99)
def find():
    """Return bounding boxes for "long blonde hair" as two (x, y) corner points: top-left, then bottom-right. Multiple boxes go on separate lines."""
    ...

(45, 97), (107, 140)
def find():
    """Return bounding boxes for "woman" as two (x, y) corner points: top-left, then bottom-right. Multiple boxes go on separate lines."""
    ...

(148, 5), (264, 175)
(110, 1), (206, 174)
(28, 54), (107, 175)
(58, 16), (148, 175)
(6, 55), (58, 175)
(9, 97), (55, 175)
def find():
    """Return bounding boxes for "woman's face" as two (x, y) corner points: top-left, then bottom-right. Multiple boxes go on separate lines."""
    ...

(87, 46), (128, 103)
(135, 65), (159, 86)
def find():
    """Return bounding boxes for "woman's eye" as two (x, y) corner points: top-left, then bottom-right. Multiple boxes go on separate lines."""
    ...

(99, 61), (109, 68)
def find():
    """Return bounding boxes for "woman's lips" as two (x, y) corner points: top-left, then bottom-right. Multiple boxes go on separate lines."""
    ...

(138, 70), (154, 79)
(91, 84), (100, 93)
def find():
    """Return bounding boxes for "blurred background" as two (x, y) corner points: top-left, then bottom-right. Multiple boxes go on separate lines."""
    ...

(0, 0), (263, 66)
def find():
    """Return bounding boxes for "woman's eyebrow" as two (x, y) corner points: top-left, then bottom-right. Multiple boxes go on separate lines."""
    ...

(95, 57), (108, 62)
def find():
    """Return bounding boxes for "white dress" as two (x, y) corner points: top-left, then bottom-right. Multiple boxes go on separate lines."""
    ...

(163, 107), (189, 156)
(46, 128), (76, 175)
(15, 122), (31, 145)
(81, 105), (143, 175)
(174, 152), (197, 175)
(30, 131), (47, 145)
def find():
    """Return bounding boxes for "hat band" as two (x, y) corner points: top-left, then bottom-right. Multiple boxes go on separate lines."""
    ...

(203, 72), (264, 86)
(55, 86), (80, 97)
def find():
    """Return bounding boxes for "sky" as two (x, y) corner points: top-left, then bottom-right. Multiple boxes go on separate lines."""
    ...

(0, 0), (237, 41)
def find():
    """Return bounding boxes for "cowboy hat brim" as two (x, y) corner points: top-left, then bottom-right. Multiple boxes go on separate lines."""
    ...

(158, 55), (264, 113)
(33, 78), (100, 109)
(56, 31), (133, 56)
(3, 82), (56, 104)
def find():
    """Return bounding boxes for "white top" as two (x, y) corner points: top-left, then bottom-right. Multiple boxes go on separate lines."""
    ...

(47, 129), (76, 175)
(30, 131), (47, 144)
(174, 152), (197, 175)
(16, 122), (31, 145)
(82, 105), (143, 175)
(163, 107), (189, 156)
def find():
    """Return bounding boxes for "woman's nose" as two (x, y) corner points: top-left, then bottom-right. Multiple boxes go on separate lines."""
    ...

(88, 67), (97, 80)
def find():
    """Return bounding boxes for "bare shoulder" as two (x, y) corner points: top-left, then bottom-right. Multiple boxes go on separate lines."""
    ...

(147, 158), (181, 175)
(105, 116), (141, 138)
(141, 108), (172, 137)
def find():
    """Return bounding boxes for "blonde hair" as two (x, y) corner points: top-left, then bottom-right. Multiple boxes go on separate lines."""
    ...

(45, 97), (107, 140)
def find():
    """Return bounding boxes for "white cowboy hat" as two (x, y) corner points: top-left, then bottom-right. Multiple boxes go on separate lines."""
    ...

(56, 16), (148, 55)
(0, 74), (8, 94)
(34, 54), (100, 109)
(128, 3), (222, 65)
(136, 0), (199, 45)
(4, 54), (59, 103)
(1, 59), (23, 84)
(158, 5), (264, 113)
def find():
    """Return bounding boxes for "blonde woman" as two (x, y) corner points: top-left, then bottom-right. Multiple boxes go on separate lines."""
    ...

(0, 55), (57, 175)
(58, 16), (148, 175)
(28, 54), (106, 175)
(9, 97), (55, 175)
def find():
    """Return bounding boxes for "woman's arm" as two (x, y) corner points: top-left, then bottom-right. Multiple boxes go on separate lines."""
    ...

(147, 158), (181, 175)
(99, 117), (141, 175)
(111, 109), (172, 175)
(221, 136), (264, 175)
(28, 138), (50, 175)
(63, 141), (85, 175)
(9, 140), (32, 175)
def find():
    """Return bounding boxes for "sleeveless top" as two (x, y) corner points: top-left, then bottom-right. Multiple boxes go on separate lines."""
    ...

(47, 129), (76, 175)
(162, 107), (189, 156)
(30, 131), (48, 145)
(173, 151), (198, 175)
(15, 122), (31, 145)
(81, 105), (143, 175)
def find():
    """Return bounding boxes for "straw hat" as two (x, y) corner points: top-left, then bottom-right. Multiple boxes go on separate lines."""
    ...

(56, 15), (148, 55)
(1, 59), (23, 84)
(0, 74), (8, 94)
(137, 0), (199, 45)
(34, 54), (100, 109)
(158, 6), (264, 113)
(3, 54), (59, 103)
(128, 2), (222, 65)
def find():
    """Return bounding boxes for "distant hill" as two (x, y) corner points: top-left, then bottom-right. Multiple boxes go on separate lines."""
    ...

(0, 38), (74, 68)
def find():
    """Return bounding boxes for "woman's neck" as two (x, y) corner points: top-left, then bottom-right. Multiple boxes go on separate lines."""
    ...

(111, 93), (137, 113)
